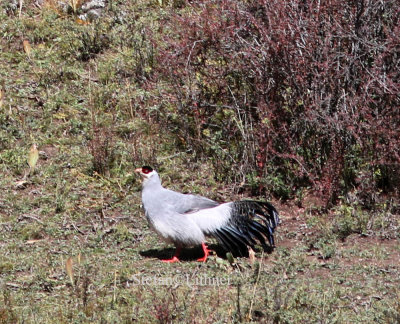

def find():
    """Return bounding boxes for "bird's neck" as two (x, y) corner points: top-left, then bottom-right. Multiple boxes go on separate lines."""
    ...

(141, 174), (165, 213)
(142, 174), (163, 191)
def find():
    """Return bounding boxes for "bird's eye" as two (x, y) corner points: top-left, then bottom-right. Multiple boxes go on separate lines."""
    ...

(142, 166), (153, 174)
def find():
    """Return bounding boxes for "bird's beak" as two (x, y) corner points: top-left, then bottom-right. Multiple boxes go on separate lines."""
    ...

(134, 168), (142, 174)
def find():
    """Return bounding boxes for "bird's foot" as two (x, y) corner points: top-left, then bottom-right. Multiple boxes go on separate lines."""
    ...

(197, 242), (211, 262)
(196, 255), (208, 262)
(162, 247), (181, 263)
(161, 256), (180, 263)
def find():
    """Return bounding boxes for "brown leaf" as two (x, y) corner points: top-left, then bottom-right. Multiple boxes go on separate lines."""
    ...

(75, 18), (90, 25)
(26, 239), (45, 244)
(0, 82), (4, 109)
(248, 247), (256, 264)
(23, 40), (31, 57)
(28, 144), (39, 172)
(65, 257), (74, 285)
(15, 179), (28, 189)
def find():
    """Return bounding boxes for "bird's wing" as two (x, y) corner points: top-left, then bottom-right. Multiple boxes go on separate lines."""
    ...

(161, 188), (220, 214)
(186, 203), (232, 233)
(146, 206), (206, 246)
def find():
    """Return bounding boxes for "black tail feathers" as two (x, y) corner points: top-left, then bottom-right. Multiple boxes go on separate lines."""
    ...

(211, 200), (280, 256)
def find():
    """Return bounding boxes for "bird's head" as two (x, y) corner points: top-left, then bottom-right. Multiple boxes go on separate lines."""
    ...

(134, 166), (157, 182)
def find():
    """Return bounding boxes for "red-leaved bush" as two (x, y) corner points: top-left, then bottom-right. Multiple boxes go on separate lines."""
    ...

(150, 0), (400, 206)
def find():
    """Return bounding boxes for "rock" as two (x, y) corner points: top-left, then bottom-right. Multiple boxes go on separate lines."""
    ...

(6, 0), (19, 13)
(57, 0), (107, 20)
(81, 0), (106, 11)
(86, 8), (103, 21)
(79, 0), (107, 21)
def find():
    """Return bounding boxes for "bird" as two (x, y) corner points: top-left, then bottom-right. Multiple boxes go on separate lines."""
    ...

(135, 166), (279, 263)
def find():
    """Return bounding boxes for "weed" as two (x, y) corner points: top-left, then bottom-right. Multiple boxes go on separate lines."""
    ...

(0, 289), (18, 323)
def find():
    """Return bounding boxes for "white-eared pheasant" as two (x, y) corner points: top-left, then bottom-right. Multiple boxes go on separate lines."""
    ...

(135, 166), (279, 263)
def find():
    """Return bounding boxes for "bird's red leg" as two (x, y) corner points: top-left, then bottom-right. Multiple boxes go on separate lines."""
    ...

(162, 246), (181, 263)
(197, 242), (211, 262)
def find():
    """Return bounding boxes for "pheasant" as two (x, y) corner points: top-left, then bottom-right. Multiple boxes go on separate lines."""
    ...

(135, 166), (279, 263)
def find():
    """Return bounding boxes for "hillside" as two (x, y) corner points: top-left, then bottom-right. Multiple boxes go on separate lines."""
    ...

(0, 1), (399, 323)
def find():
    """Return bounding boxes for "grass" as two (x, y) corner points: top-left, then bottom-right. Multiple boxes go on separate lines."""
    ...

(0, 1), (399, 323)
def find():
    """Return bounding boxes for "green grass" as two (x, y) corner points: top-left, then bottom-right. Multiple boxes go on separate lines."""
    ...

(0, 1), (399, 323)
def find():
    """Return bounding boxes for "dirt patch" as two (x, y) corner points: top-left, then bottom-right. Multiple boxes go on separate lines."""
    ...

(269, 199), (400, 282)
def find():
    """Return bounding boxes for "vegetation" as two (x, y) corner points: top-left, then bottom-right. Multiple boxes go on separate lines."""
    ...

(154, 0), (400, 206)
(0, 0), (399, 323)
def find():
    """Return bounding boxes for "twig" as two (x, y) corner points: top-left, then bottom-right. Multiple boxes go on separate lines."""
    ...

(185, 40), (204, 71)
(19, 0), (23, 18)
(19, 214), (43, 224)
(103, 216), (130, 221)
(113, 270), (118, 304)
(78, 72), (99, 82)
(248, 250), (264, 321)
(6, 282), (21, 289)
(71, 223), (86, 235)
(157, 149), (193, 161)
(236, 283), (242, 322)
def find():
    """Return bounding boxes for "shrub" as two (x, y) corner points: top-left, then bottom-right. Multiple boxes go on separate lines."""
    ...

(150, 0), (400, 206)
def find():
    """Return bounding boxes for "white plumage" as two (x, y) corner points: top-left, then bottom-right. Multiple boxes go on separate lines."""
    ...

(135, 166), (279, 262)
